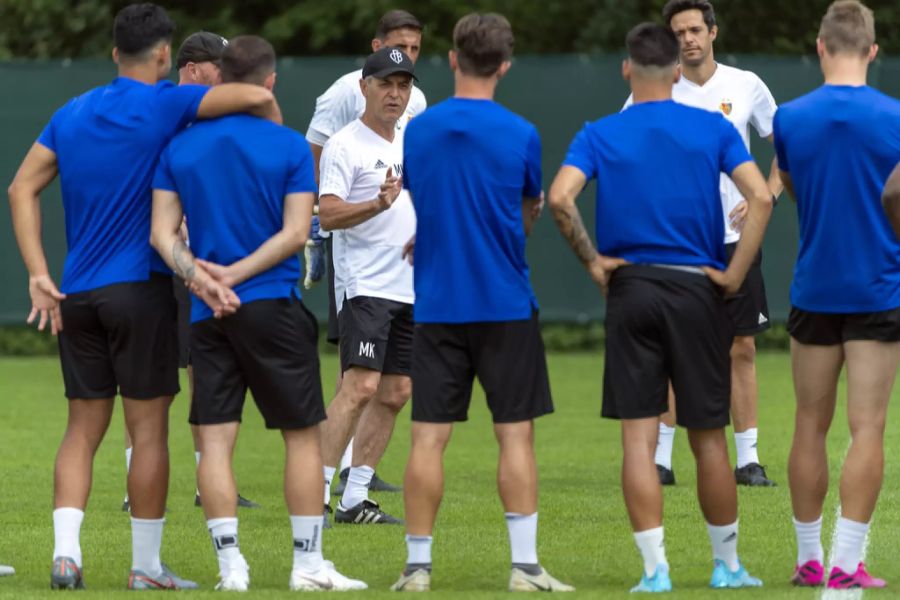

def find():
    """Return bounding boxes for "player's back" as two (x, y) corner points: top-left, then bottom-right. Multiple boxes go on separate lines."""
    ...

(403, 98), (541, 323)
(774, 85), (900, 312)
(38, 78), (206, 293)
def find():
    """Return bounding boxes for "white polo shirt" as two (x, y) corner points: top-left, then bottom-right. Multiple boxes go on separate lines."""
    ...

(626, 63), (777, 243)
(319, 119), (415, 308)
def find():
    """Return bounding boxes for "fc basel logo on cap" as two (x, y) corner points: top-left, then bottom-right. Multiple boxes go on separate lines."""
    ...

(390, 49), (404, 64)
(720, 98), (733, 116)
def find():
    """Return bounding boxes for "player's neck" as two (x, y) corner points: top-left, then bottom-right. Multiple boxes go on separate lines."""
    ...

(117, 64), (160, 85)
(821, 56), (869, 86)
(453, 72), (497, 101)
(360, 112), (397, 142)
(681, 57), (717, 87)
(630, 81), (673, 104)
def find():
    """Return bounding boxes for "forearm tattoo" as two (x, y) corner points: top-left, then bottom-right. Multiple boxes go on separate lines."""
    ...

(172, 239), (196, 282)
(552, 204), (597, 265)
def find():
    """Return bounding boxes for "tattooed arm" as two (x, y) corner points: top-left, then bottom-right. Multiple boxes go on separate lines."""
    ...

(548, 165), (627, 293)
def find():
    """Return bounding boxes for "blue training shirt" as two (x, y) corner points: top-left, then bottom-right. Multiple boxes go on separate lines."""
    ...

(403, 98), (542, 323)
(563, 99), (752, 270)
(153, 114), (317, 323)
(774, 85), (900, 313)
(37, 77), (208, 294)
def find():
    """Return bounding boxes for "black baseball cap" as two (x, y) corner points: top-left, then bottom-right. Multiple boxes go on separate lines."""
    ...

(362, 47), (417, 81)
(176, 31), (227, 68)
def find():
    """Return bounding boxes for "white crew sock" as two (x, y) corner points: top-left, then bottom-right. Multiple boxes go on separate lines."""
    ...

(195, 452), (202, 496)
(707, 520), (740, 572)
(832, 517), (869, 574)
(634, 526), (668, 577)
(505, 512), (538, 565)
(734, 428), (760, 468)
(290, 515), (324, 572)
(655, 424), (676, 470)
(323, 466), (336, 504)
(339, 441), (354, 472)
(793, 516), (824, 565)
(406, 534), (433, 566)
(53, 508), (85, 567)
(208, 517), (243, 574)
(340, 465), (374, 510)
(126, 447), (133, 472)
(131, 517), (164, 576)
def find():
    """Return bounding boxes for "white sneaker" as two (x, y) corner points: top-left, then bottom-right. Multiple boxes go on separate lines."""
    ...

(390, 568), (430, 591)
(290, 560), (367, 591)
(215, 557), (250, 592)
(509, 566), (575, 592)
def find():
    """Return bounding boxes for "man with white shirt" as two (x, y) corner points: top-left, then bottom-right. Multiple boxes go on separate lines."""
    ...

(307, 10), (426, 499)
(317, 47), (417, 526)
(629, 0), (783, 487)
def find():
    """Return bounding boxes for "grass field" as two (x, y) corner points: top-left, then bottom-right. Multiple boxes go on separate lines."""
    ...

(0, 352), (898, 599)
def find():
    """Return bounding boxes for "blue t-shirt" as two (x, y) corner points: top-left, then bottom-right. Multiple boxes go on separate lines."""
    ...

(563, 100), (752, 270)
(774, 85), (900, 313)
(37, 77), (208, 294)
(403, 98), (542, 323)
(153, 114), (317, 323)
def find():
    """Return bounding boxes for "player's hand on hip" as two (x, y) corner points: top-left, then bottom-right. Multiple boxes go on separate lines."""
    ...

(402, 235), (416, 266)
(27, 274), (66, 335)
(376, 167), (402, 211)
(729, 201), (749, 232)
(702, 266), (740, 296)
(588, 255), (628, 296)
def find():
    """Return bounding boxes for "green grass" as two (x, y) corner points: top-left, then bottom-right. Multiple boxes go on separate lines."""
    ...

(0, 352), (898, 598)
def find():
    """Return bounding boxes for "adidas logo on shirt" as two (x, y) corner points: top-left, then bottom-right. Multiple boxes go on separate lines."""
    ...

(374, 159), (388, 169)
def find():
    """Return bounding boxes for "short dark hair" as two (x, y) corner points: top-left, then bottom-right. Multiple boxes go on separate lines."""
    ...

(453, 13), (514, 77)
(220, 36), (276, 85)
(375, 10), (422, 40)
(662, 0), (717, 30)
(113, 3), (175, 58)
(626, 23), (680, 68)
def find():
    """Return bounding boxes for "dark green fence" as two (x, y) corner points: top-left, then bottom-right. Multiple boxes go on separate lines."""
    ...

(2, 55), (898, 324)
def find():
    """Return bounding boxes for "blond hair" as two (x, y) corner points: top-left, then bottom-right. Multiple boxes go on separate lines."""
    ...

(819, 0), (875, 57)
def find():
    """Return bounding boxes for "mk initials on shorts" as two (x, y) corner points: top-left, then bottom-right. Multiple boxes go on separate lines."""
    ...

(359, 341), (376, 359)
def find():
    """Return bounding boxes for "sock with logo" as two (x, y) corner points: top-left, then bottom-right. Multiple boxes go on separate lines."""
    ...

(634, 526), (668, 578)
(655, 425), (676, 470)
(707, 521), (740, 571)
(405, 534), (433, 575)
(291, 515), (324, 572)
(734, 428), (760, 468)
(792, 516), (824, 565)
(208, 517), (242, 574)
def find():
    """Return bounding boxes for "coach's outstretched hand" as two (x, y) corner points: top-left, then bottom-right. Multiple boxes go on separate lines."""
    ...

(27, 274), (66, 335)
(588, 255), (628, 296)
(376, 167), (402, 212)
(703, 266), (741, 296)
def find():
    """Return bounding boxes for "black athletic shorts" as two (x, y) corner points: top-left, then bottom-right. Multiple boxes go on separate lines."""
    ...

(338, 295), (413, 375)
(173, 277), (192, 368)
(190, 296), (325, 430)
(788, 306), (900, 345)
(724, 242), (770, 336)
(326, 237), (339, 345)
(58, 273), (180, 400)
(411, 311), (554, 424)
(603, 265), (734, 430)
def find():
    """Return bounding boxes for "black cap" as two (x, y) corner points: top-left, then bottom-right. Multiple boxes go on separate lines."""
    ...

(362, 47), (417, 81)
(176, 31), (228, 68)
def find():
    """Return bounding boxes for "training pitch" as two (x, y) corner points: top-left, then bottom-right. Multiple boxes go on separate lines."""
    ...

(0, 352), (898, 598)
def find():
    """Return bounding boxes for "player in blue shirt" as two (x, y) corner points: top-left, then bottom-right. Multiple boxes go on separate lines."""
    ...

(773, 0), (900, 590)
(151, 36), (365, 593)
(549, 23), (772, 592)
(391, 13), (572, 593)
(7, 3), (281, 591)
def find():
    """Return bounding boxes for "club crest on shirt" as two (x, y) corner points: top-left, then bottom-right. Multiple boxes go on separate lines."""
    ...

(720, 98), (733, 116)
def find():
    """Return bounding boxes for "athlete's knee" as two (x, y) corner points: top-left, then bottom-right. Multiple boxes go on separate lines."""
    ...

(411, 422), (452, 453)
(730, 335), (756, 365)
(343, 369), (381, 406)
(377, 376), (411, 412)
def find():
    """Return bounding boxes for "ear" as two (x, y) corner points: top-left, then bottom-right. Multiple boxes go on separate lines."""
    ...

(448, 50), (458, 72)
(266, 72), (277, 91)
(112, 47), (120, 65)
(496, 60), (512, 79)
(816, 38), (826, 59)
(372, 38), (382, 53)
(673, 63), (682, 83)
(622, 59), (630, 82)
(869, 43), (879, 63)
(709, 24), (718, 43)
(359, 77), (368, 96)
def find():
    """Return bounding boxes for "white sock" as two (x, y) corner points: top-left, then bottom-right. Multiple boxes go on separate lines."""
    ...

(793, 516), (824, 565)
(505, 512), (538, 565)
(340, 465), (374, 510)
(707, 520), (740, 572)
(634, 526), (668, 577)
(339, 441), (354, 472)
(53, 508), (84, 567)
(406, 534), (433, 565)
(131, 517), (164, 576)
(208, 517), (243, 574)
(655, 424), (676, 470)
(126, 447), (133, 472)
(323, 466), (336, 504)
(832, 517), (869, 574)
(734, 428), (760, 468)
(290, 515), (324, 572)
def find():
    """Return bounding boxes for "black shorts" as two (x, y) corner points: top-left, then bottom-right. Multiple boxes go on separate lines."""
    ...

(338, 295), (413, 375)
(724, 242), (770, 336)
(603, 265), (734, 430)
(190, 296), (325, 430)
(58, 274), (180, 400)
(173, 278), (192, 368)
(326, 237), (339, 345)
(788, 306), (900, 345)
(411, 312), (554, 424)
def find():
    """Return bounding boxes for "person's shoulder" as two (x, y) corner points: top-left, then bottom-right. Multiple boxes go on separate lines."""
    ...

(326, 118), (363, 145)
(865, 86), (900, 112)
(778, 87), (825, 117)
(410, 85), (427, 109)
(717, 62), (761, 84)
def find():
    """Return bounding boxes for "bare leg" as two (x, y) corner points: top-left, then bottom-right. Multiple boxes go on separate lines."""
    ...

(688, 428), (736, 526)
(122, 396), (173, 519)
(197, 423), (240, 519)
(55, 399), (115, 509)
(319, 367), (380, 468)
(730, 336), (758, 433)
(352, 374), (411, 467)
(495, 421), (538, 515)
(622, 417), (662, 531)
(284, 426), (324, 515)
(403, 423), (453, 536)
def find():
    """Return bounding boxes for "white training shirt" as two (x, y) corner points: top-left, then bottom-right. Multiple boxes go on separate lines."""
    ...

(306, 68), (428, 147)
(625, 63), (777, 244)
(319, 119), (416, 308)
